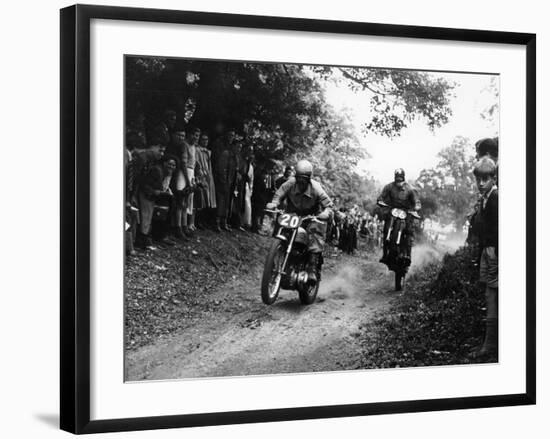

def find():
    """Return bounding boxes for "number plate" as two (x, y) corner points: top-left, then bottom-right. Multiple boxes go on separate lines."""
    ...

(391, 208), (407, 220)
(277, 213), (300, 229)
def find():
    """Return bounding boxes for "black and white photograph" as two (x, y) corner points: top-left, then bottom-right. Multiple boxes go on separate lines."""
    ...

(124, 56), (500, 381)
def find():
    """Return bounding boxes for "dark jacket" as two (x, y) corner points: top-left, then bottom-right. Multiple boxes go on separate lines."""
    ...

(378, 182), (421, 211)
(478, 187), (498, 251)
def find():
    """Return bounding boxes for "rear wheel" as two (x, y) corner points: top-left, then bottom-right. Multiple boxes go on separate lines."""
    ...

(298, 281), (319, 305)
(261, 241), (285, 305)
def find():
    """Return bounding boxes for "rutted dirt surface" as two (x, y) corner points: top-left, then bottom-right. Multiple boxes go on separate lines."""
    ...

(126, 249), (396, 381)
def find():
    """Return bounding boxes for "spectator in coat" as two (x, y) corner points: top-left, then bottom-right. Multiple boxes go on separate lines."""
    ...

(242, 145), (255, 229)
(149, 155), (178, 246)
(275, 165), (295, 189)
(251, 164), (276, 234)
(149, 109), (176, 147)
(124, 129), (147, 255)
(212, 129), (236, 232)
(470, 156), (499, 359)
(167, 129), (189, 240)
(229, 141), (246, 230)
(194, 132), (217, 229)
(133, 143), (166, 249)
(182, 127), (201, 234)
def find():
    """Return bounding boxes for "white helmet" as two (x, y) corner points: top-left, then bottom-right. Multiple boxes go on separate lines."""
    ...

(295, 160), (313, 179)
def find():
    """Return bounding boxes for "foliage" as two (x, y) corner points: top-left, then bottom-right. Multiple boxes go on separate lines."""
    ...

(127, 57), (457, 171)
(126, 57), (460, 211)
(416, 136), (477, 227)
(316, 67), (456, 137)
(358, 245), (493, 368)
(127, 58), (330, 165)
(480, 76), (500, 132)
(287, 108), (380, 207)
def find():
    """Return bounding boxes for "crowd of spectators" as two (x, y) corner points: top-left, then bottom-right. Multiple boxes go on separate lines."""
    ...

(326, 203), (384, 255)
(124, 109), (294, 254)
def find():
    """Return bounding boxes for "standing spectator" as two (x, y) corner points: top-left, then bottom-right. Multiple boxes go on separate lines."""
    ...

(241, 145), (255, 229)
(133, 143), (166, 249)
(275, 165), (294, 189)
(194, 132), (217, 229)
(182, 127), (201, 234)
(251, 164), (275, 234)
(212, 129), (236, 232)
(168, 129), (189, 240)
(229, 141), (247, 231)
(150, 109), (176, 147)
(468, 136), (499, 245)
(150, 156), (178, 246)
(124, 129), (147, 255)
(470, 156), (499, 358)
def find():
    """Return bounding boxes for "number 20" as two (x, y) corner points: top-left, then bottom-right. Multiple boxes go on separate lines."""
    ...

(280, 214), (299, 228)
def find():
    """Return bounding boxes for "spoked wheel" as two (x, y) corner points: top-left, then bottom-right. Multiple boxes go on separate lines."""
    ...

(298, 280), (320, 305)
(261, 241), (285, 305)
(395, 271), (405, 291)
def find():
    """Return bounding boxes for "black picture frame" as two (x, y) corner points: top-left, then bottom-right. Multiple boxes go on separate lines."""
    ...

(60, 4), (536, 434)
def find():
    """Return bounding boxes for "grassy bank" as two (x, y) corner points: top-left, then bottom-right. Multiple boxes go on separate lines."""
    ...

(358, 245), (495, 368)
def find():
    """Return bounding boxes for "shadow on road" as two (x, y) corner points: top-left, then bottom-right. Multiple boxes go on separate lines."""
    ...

(272, 298), (309, 314)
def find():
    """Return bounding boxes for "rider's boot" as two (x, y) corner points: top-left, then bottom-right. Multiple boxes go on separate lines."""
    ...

(379, 244), (388, 263)
(403, 243), (412, 266)
(306, 253), (320, 285)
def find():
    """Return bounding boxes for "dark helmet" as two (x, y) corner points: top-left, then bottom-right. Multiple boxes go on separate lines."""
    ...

(473, 156), (497, 177)
(295, 160), (313, 179)
(394, 168), (405, 182)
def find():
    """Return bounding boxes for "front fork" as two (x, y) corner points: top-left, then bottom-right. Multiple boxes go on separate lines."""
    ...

(386, 217), (395, 241)
(278, 228), (297, 275)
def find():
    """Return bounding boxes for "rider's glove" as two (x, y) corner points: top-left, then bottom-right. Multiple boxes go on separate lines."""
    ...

(266, 202), (277, 210)
(317, 211), (330, 221)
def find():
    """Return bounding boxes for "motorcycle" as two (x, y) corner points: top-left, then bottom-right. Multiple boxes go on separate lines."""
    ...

(261, 209), (324, 305)
(378, 201), (421, 291)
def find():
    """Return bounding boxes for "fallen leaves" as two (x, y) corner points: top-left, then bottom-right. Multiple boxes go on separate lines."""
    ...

(125, 230), (270, 351)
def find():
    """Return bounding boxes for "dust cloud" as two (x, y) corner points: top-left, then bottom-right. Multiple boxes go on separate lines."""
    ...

(410, 233), (466, 273)
(319, 265), (361, 298)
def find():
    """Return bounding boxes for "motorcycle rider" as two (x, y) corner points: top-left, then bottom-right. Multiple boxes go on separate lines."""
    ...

(266, 160), (333, 284)
(377, 168), (421, 264)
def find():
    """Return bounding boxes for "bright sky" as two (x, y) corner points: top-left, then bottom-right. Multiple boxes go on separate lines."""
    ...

(323, 70), (499, 183)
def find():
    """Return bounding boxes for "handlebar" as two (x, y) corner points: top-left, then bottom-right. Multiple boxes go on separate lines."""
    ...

(264, 209), (324, 223)
(377, 202), (421, 219)
(264, 208), (285, 215)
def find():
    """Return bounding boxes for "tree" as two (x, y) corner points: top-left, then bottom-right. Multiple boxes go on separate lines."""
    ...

(125, 58), (330, 166)
(416, 136), (477, 227)
(480, 76), (499, 133)
(313, 67), (456, 138)
(125, 57), (456, 206)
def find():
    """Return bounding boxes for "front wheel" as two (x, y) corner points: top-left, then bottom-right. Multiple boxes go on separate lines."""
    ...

(395, 271), (405, 291)
(261, 241), (285, 305)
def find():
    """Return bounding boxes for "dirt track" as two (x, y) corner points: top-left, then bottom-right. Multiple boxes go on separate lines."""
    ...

(125, 249), (397, 381)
